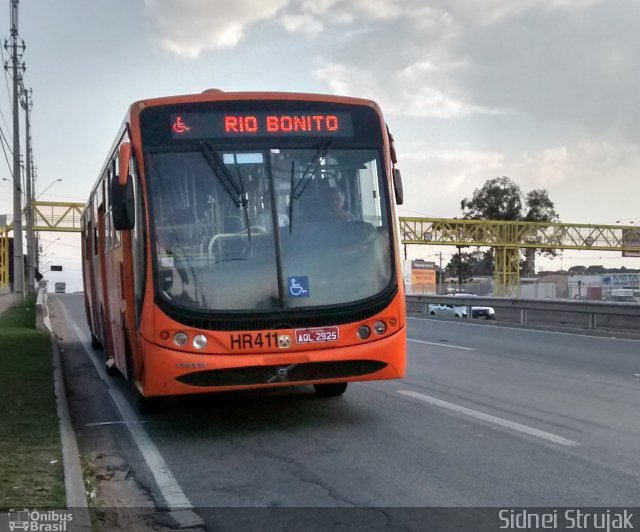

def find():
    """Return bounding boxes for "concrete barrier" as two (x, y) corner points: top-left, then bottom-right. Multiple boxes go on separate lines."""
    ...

(35, 288), (51, 332)
(407, 295), (640, 333)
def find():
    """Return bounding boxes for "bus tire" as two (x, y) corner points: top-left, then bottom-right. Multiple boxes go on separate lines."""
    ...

(105, 358), (119, 377)
(314, 382), (348, 397)
(100, 312), (118, 376)
(91, 332), (103, 350)
(124, 333), (159, 414)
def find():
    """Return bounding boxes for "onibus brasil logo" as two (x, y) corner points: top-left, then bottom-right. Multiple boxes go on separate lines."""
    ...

(7, 509), (73, 531)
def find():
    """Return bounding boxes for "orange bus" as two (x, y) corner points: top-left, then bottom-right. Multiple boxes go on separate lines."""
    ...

(81, 90), (406, 411)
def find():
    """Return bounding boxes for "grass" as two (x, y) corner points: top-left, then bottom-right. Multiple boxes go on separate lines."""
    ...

(0, 295), (65, 508)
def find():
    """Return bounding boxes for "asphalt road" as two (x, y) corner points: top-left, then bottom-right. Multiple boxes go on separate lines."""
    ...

(51, 294), (640, 531)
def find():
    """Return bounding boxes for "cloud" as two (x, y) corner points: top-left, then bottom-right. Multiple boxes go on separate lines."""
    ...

(144, 0), (289, 57)
(143, 0), (638, 132)
(143, 0), (442, 57)
(398, 140), (640, 222)
(142, 0), (640, 225)
(397, 149), (505, 216)
(314, 61), (502, 119)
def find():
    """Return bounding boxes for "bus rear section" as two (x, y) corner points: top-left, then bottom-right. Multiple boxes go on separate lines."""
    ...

(54, 282), (66, 294)
(91, 91), (406, 402)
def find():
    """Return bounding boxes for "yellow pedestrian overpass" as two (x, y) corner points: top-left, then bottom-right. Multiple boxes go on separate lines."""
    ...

(399, 218), (640, 296)
(1, 201), (85, 288)
(3, 207), (640, 295)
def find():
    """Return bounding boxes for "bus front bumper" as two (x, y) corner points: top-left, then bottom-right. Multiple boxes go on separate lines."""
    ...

(140, 328), (406, 397)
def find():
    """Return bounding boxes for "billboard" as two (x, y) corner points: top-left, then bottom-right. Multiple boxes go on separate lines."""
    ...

(411, 260), (436, 294)
(601, 274), (640, 289)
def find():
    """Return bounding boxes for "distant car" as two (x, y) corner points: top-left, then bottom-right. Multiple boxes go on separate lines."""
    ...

(450, 293), (496, 320)
(427, 303), (467, 318)
(602, 294), (639, 303)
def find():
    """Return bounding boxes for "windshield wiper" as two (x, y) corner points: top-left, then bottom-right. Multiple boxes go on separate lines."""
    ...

(200, 141), (252, 240)
(291, 140), (333, 201)
(288, 140), (333, 227)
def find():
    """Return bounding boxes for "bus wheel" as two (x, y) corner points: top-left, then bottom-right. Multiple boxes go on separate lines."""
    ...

(314, 382), (348, 397)
(105, 357), (119, 377)
(124, 337), (159, 414)
(91, 332), (103, 350)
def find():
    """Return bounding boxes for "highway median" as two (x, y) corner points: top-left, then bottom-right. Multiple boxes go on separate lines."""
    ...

(0, 295), (65, 508)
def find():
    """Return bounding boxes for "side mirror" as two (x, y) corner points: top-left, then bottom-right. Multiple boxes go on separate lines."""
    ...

(387, 128), (398, 164)
(112, 142), (135, 230)
(393, 168), (404, 205)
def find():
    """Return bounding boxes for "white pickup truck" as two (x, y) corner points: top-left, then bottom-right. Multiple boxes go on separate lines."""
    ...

(428, 293), (496, 320)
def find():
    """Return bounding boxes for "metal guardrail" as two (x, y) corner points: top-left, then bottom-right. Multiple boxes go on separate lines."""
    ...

(406, 295), (640, 331)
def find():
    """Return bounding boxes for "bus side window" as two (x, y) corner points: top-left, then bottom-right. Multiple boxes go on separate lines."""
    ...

(91, 198), (99, 255)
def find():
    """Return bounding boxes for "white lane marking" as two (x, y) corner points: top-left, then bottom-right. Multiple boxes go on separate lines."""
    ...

(85, 420), (147, 427)
(407, 316), (640, 343)
(408, 338), (475, 351)
(397, 390), (580, 447)
(59, 304), (198, 512)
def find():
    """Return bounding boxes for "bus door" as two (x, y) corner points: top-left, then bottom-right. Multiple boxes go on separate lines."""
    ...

(97, 203), (115, 361)
(106, 239), (127, 374)
(86, 217), (100, 337)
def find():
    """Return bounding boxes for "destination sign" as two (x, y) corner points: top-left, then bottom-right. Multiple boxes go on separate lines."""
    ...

(170, 112), (354, 139)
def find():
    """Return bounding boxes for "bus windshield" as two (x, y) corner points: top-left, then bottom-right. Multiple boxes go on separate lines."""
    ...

(146, 145), (393, 312)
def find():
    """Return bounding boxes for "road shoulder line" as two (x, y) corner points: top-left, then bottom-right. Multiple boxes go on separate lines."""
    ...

(42, 291), (92, 530)
(408, 338), (475, 351)
(397, 390), (580, 447)
(58, 303), (203, 529)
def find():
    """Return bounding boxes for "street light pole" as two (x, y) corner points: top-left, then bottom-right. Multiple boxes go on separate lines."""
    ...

(7, 0), (25, 298)
(35, 178), (62, 200)
(22, 86), (35, 293)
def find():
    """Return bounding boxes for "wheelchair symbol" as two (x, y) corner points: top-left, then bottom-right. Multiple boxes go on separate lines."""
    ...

(288, 277), (309, 297)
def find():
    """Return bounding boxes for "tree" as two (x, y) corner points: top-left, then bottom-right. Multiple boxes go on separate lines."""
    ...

(446, 250), (474, 283)
(524, 189), (559, 223)
(461, 176), (522, 221)
(453, 177), (560, 277)
(568, 265), (587, 276)
(445, 249), (493, 282)
(522, 189), (560, 275)
(586, 265), (606, 275)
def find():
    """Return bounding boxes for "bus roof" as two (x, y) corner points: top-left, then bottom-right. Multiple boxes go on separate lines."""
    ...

(130, 90), (381, 114)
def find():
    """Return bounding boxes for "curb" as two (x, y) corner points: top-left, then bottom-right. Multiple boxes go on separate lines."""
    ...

(38, 289), (92, 531)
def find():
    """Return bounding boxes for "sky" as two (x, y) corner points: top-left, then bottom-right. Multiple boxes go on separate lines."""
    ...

(0, 0), (639, 291)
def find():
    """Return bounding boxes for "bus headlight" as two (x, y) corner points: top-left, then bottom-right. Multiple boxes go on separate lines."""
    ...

(357, 325), (371, 339)
(193, 334), (208, 349)
(173, 332), (188, 346)
(373, 321), (387, 335)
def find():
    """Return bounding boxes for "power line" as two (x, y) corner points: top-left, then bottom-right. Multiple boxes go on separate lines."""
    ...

(0, 43), (12, 120)
(0, 122), (13, 175)
(34, 191), (88, 202)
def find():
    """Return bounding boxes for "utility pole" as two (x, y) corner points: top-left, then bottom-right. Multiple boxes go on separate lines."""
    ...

(457, 245), (463, 291)
(5, 0), (25, 297)
(438, 251), (443, 293)
(21, 86), (34, 293)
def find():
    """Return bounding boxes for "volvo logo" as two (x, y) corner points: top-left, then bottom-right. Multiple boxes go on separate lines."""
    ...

(267, 363), (298, 383)
(277, 334), (291, 349)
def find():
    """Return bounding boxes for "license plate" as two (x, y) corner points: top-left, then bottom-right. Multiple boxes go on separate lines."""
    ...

(295, 326), (339, 344)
